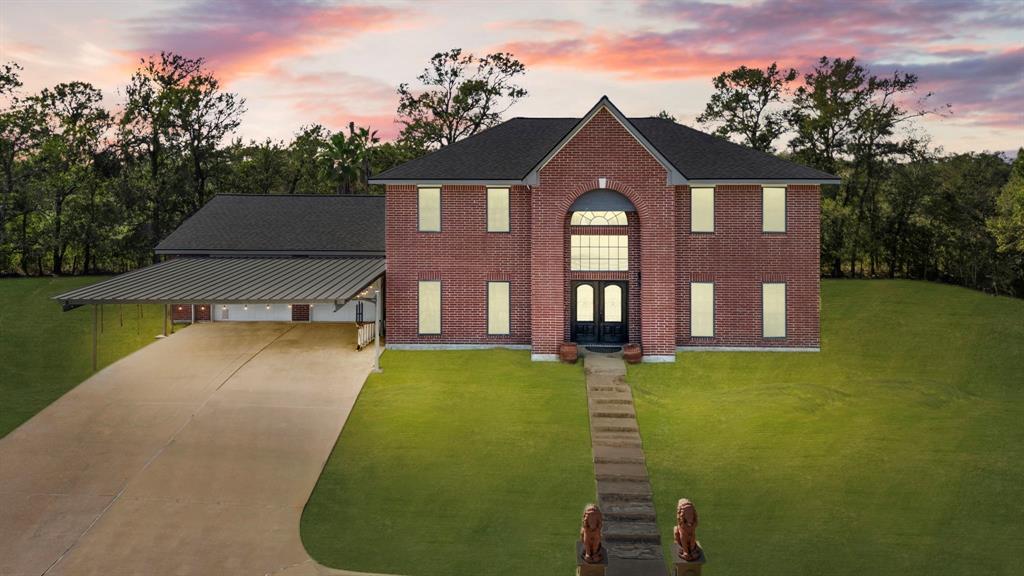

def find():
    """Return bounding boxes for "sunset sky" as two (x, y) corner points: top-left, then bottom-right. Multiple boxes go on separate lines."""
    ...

(1, 0), (1021, 154)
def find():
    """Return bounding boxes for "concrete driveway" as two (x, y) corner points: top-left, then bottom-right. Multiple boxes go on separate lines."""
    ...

(0, 322), (376, 576)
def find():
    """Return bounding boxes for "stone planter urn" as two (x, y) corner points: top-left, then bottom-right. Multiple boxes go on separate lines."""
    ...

(623, 343), (642, 364)
(559, 342), (578, 364)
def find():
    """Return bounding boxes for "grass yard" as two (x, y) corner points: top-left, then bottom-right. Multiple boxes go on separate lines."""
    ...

(0, 277), (166, 438)
(301, 349), (594, 576)
(630, 280), (1024, 575)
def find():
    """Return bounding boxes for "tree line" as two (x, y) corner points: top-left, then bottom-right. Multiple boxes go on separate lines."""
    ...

(0, 49), (523, 276)
(1, 49), (1021, 296)
(695, 57), (1023, 296)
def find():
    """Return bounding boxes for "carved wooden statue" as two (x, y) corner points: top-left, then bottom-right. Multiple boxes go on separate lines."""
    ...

(673, 498), (701, 561)
(580, 504), (604, 563)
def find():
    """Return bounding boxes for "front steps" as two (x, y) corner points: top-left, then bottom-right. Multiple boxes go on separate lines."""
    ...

(583, 354), (668, 576)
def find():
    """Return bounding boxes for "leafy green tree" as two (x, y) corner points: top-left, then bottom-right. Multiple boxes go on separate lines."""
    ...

(119, 52), (243, 259)
(697, 62), (796, 152)
(0, 61), (37, 272)
(397, 48), (527, 148)
(170, 62), (244, 212)
(988, 149), (1024, 254)
(28, 82), (111, 274)
(788, 57), (938, 276)
(284, 124), (332, 195)
(656, 110), (677, 122)
(321, 122), (379, 194)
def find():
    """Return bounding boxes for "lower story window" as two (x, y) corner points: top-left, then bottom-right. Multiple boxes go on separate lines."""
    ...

(570, 235), (628, 271)
(487, 281), (510, 335)
(690, 282), (714, 337)
(762, 282), (786, 338)
(418, 280), (441, 335)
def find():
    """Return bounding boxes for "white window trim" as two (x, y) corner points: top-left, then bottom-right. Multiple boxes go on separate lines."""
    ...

(418, 280), (442, 335)
(486, 187), (510, 233)
(762, 186), (787, 233)
(690, 187), (715, 233)
(762, 282), (787, 339)
(486, 281), (511, 335)
(418, 186), (441, 232)
(690, 281), (715, 338)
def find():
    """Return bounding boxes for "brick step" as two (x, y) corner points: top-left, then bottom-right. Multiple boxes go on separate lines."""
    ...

(603, 502), (657, 522)
(593, 421), (640, 433)
(607, 551), (664, 566)
(595, 461), (649, 482)
(588, 385), (630, 393)
(598, 479), (652, 498)
(591, 434), (643, 448)
(593, 393), (630, 403)
(603, 520), (662, 544)
(593, 445), (646, 464)
(599, 490), (653, 504)
(591, 409), (636, 419)
(587, 392), (634, 403)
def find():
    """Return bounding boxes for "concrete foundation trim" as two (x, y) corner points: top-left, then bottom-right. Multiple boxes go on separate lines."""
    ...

(677, 345), (820, 352)
(387, 343), (531, 351)
(531, 353), (559, 362)
(641, 354), (676, 363)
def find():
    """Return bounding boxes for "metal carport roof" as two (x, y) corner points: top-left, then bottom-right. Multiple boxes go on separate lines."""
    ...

(54, 256), (386, 308)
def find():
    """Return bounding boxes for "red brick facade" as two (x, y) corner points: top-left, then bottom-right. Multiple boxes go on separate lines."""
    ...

(385, 184), (533, 346)
(384, 107), (821, 358)
(676, 184), (820, 348)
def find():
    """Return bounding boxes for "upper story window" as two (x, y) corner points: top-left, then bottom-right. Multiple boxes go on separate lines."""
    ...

(487, 187), (510, 232)
(418, 187), (441, 232)
(571, 235), (628, 271)
(691, 187), (715, 233)
(570, 211), (628, 226)
(762, 186), (786, 233)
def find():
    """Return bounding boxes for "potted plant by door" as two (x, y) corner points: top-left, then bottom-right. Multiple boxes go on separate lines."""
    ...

(559, 342), (579, 364)
(623, 343), (642, 364)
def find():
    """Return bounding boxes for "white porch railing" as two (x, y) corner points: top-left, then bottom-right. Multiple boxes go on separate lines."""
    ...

(356, 321), (375, 350)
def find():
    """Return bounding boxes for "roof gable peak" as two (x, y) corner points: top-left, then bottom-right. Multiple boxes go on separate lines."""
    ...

(524, 96), (687, 185)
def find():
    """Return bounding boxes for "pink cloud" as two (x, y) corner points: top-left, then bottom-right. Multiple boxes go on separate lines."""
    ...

(485, 18), (584, 35)
(262, 67), (400, 140)
(500, 0), (1022, 130)
(121, 0), (410, 82)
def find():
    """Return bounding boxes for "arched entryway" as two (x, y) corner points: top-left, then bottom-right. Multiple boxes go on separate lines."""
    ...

(565, 189), (640, 348)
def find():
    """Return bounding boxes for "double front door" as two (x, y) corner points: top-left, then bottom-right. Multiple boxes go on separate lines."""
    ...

(571, 281), (627, 344)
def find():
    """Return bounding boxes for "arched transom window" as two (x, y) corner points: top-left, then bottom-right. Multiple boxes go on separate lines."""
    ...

(570, 210), (628, 226)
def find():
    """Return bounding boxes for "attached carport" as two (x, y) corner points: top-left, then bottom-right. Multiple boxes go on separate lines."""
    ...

(54, 256), (385, 372)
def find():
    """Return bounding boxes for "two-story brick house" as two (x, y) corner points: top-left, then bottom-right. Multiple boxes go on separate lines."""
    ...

(371, 97), (838, 361)
(56, 97), (837, 364)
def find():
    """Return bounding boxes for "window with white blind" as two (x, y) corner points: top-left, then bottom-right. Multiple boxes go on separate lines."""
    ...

(762, 186), (786, 232)
(690, 282), (715, 337)
(487, 187), (510, 232)
(691, 187), (715, 232)
(487, 281), (510, 335)
(762, 282), (786, 338)
(418, 187), (441, 232)
(418, 280), (441, 334)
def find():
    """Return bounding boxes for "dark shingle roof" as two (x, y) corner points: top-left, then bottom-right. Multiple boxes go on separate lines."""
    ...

(372, 115), (837, 182)
(155, 194), (384, 255)
(376, 118), (578, 181)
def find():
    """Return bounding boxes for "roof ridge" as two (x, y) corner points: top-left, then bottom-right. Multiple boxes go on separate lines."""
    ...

(212, 193), (384, 199)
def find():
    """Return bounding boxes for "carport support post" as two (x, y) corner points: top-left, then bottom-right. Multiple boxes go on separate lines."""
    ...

(373, 282), (381, 372)
(92, 304), (98, 372)
(163, 304), (169, 337)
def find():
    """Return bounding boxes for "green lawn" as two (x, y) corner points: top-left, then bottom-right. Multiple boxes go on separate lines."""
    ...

(0, 277), (166, 438)
(630, 280), (1024, 575)
(301, 349), (594, 576)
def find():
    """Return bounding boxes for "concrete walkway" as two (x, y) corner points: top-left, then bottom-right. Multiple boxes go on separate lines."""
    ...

(584, 353), (667, 576)
(0, 322), (377, 576)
